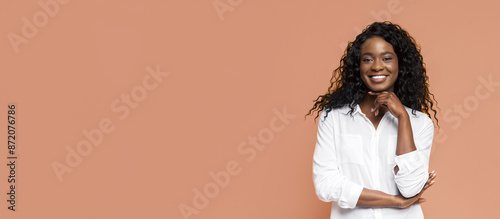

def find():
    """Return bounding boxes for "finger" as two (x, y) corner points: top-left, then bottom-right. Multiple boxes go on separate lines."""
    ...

(418, 198), (426, 204)
(428, 172), (437, 182)
(425, 180), (436, 190)
(423, 182), (431, 190)
(371, 106), (379, 117)
(371, 105), (378, 112)
(429, 173), (437, 179)
(374, 98), (390, 116)
(426, 178), (435, 186)
(428, 171), (436, 181)
(368, 91), (389, 95)
(423, 180), (435, 190)
(367, 91), (384, 95)
(372, 95), (386, 116)
(426, 178), (432, 184)
(428, 174), (434, 182)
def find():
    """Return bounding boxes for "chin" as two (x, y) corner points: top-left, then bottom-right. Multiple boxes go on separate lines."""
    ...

(366, 85), (392, 92)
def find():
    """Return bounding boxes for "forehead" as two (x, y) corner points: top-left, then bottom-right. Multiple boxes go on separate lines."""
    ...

(360, 36), (395, 54)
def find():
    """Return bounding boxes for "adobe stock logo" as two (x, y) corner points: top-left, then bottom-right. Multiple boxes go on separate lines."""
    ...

(434, 74), (500, 144)
(51, 65), (170, 183)
(339, 0), (411, 51)
(212, 0), (243, 21)
(178, 106), (296, 219)
(7, 0), (70, 54)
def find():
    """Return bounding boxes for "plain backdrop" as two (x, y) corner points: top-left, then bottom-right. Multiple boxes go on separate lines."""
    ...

(1, 0), (499, 218)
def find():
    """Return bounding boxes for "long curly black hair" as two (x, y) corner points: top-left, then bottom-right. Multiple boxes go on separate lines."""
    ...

(305, 21), (439, 127)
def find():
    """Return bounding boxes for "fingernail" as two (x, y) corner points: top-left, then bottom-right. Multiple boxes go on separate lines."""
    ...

(371, 108), (375, 112)
(431, 180), (435, 184)
(431, 170), (435, 174)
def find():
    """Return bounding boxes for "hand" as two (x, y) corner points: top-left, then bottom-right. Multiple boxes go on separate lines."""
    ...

(367, 91), (407, 118)
(397, 171), (437, 209)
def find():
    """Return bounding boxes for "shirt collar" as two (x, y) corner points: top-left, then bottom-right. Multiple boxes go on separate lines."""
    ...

(339, 103), (397, 118)
(343, 103), (412, 118)
(338, 103), (362, 116)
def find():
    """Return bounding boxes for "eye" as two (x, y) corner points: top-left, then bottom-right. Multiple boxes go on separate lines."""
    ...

(383, 57), (393, 61)
(362, 58), (373, 62)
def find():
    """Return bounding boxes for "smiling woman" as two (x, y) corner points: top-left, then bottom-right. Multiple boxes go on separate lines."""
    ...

(306, 21), (439, 219)
(359, 36), (399, 93)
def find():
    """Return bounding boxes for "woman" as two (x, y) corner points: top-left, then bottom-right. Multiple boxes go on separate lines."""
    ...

(306, 21), (439, 218)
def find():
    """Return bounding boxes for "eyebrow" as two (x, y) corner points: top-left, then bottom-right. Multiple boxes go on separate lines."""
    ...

(361, 51), (395, 56)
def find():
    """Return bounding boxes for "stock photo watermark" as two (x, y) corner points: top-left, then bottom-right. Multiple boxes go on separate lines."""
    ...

(51, 64), (169, 183)
(433, 73), (499, 144)
(339, 0), (411, 51)
(7, 0), (70, 54)
(178, 106), (296, 219)
(6, 104), (18, 211)
(213, 0), (244, 21)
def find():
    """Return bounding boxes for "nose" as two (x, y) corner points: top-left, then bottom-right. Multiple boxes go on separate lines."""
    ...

(371, 59), (384, 72)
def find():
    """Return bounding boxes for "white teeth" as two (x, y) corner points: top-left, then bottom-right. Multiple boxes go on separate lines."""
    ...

(371, 75), (387, 79)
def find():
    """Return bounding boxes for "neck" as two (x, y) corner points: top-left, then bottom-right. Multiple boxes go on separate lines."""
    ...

(359, 93), (376, 106)
(359, 91), (387, 116)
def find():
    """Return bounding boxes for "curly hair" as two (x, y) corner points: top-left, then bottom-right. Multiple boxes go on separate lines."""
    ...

(305, 21), (439, 127)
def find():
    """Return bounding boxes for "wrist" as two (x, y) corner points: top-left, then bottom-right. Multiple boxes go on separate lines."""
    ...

(396, 110), (410, 121)
(391, 195), (403, 208)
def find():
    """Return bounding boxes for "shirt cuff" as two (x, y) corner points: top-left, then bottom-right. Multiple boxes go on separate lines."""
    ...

(393, 150), (422, 175)
(338, 181), (363, 209)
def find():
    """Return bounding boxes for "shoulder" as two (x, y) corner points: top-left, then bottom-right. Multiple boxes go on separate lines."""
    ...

(321, 105), (352, 116)
(319, 105), (351, 121)
(403, 106), (434, 129)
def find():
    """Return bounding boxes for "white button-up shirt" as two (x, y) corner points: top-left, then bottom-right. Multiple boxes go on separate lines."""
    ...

(313, 103), (434, 219)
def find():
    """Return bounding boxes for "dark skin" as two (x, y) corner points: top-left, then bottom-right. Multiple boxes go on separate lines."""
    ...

(354, 36), (437, 208)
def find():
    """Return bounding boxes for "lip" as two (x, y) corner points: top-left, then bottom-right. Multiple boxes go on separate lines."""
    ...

(368, 74), (389, 83)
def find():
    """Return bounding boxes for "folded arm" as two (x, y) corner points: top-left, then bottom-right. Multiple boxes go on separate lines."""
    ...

(392, 113), (434, 198)
(312, 110), (436, 209)
(312, 110), (363, 208)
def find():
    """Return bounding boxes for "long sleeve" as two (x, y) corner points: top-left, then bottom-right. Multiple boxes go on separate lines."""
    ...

(392, 116), (434, 198)
(312, 109), (363, 209)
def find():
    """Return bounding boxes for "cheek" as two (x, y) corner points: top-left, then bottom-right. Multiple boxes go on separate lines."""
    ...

(359, 64), (369, 73)
(388, 63), (398, 73)
(391, 69), (399, 82)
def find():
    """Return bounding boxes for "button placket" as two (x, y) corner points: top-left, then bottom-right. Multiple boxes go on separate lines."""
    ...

(373, 131), (382, 219)
(370, 133), (377, 189)
(358, 111), (380, 189)
(372, 133), (381, 189)
(355, 108), (393, 219)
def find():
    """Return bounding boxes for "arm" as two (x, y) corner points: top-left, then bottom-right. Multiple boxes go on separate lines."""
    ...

(392, 115), (434, 197)
(358, 174), (436, 208)
(312, 109), (434, 209)
(312, 110), (363, 209)
(368, 91), (435, 198)
(357, 188), (400, 207)
(396, 112), (417, 156)
(393, 112), (416, 174)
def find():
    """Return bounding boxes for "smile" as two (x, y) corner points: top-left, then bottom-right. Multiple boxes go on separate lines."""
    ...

(368, 75), (388, 82)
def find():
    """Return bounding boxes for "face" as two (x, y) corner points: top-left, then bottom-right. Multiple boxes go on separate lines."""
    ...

(359, 36), (399, 92)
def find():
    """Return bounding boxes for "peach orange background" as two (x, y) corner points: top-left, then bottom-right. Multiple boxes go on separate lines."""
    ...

(1, 0), (500, 218)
